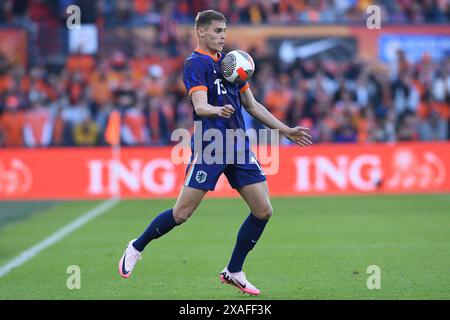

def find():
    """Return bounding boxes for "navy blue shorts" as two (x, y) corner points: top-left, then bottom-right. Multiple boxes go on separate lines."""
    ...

(184, 151), (266, 191)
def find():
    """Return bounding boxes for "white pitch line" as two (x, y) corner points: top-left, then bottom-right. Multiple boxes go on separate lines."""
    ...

(0, 198), (119, 278)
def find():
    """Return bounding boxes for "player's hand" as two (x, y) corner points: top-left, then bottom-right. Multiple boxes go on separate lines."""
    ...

(286, 126), (312, 147)
(217, 104), (235, 118)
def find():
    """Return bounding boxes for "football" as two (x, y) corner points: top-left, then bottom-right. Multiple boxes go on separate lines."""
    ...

(221, 50), (255, 85)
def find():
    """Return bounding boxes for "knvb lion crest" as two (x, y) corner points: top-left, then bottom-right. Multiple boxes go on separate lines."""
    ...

(195, 170), (208, 184)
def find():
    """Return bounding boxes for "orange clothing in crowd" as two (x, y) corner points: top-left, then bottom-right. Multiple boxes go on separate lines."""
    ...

(30, 79), (58, 101)
(90, 77), (112, 105)
(52, 115), (65, 146)
(133, 0), (151, 14)
(418, 100), (450, 119)
(144, 77), (165, 97)
(104, 70), (127, 91)
(122, 108), (147, 145)
(264, 89), (292, 121)
(69, 82), (84, 103)
(130, 57), (184, 79)
(0, 111), (26, 147)
(66, 55), (95, 76)
(0, 75), (14, 93)
(357, 117), (376, 143)
(279, 0), (306, 12)
(24, 106), (52, 147)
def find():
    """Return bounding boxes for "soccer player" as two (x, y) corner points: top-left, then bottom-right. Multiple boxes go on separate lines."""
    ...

(119, 10), (312, 296)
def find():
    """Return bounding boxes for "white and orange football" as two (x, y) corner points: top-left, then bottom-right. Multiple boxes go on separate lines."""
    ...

(221, 50), (255, 85)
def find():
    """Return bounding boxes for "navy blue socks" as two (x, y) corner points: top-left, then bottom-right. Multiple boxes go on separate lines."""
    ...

(132, 208), (177, 252)
(132, 209), (269, 271)
(227, 213), (269, 273)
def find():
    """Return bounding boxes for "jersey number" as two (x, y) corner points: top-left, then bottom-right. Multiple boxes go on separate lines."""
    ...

(214, 79), (227, 95)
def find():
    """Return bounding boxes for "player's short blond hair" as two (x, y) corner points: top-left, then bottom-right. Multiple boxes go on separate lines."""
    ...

(195, 10), (226, 29)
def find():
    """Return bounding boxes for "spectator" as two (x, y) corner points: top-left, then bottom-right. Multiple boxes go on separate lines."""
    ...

(418, 109), (448, 140)
(73, 115), (99, 146)
(61, 98), (91, 146)
(1, 1), (449, 149)
(432, 63), (450, 103)
(147, 97), (170, 145)
(50, 105), (65, 146)
(0, 96), (25, 147)
(392, 73), (420, 115)
(121, 101), (149, 146)
(23, 101), (52, 147)
(333, 110), (358, 143)
(397, 111), (419, 141)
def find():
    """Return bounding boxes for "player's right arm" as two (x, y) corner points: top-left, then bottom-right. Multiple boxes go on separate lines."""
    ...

(183, 58), (234, 118)
(191, 90), (234, 118)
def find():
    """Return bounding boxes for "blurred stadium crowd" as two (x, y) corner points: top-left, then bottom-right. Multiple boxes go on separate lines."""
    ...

(0, 0), (449, 147)
(2, 0), (450, 25)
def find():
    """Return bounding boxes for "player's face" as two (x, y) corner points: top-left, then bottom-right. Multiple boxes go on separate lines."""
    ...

(203, 20), (226, 53)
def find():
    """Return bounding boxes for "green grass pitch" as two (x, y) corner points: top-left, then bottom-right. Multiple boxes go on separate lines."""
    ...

(0, 194), (449, 299)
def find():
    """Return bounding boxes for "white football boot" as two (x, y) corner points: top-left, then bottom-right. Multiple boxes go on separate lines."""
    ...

(219, 266), (261, 296)
(118, 239), (142, 278)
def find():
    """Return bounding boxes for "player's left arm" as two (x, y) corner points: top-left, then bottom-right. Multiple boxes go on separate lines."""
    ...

(240, 87), (312, 147)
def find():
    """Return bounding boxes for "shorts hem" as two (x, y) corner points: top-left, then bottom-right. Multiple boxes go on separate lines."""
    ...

(185, 184), (214, 191)
(230, 176), (267, 190)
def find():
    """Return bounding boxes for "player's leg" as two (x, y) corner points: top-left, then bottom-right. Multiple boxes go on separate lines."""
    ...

(119, 186), (206, 278)
(133, 185), (207, 250)
(219, 153), (270, 295)
(172, 185), (207, 223)
(119, 149), (225, 278)
(229, 180), (272, 266)
(237, 180), (272, 220)
(220, 181), (272, 295)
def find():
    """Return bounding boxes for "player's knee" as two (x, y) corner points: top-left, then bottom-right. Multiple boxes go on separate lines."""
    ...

(254, 205), (273, 221)
(173, 207), (194, 224)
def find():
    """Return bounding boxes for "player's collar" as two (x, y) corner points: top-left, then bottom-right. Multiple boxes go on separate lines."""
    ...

(195, 47), (221, 63)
